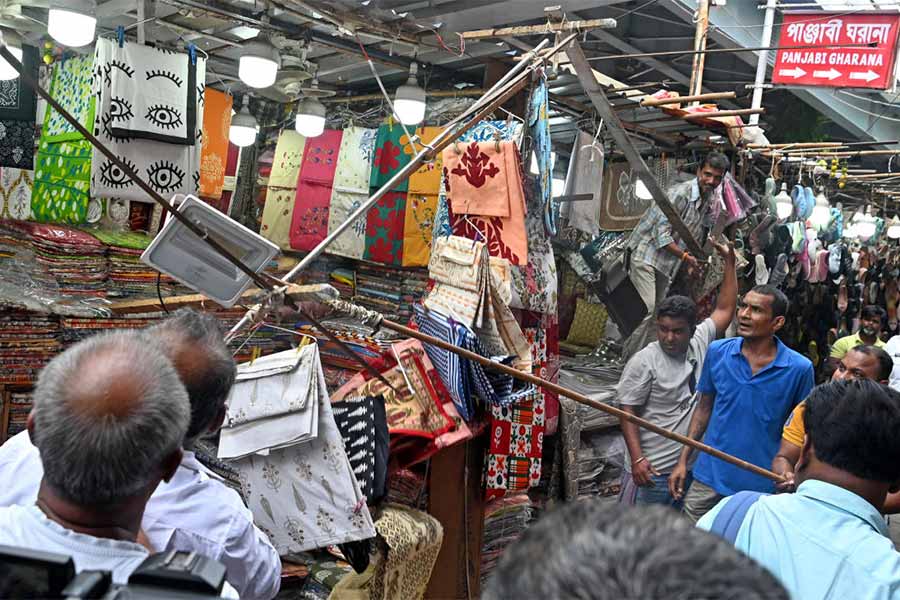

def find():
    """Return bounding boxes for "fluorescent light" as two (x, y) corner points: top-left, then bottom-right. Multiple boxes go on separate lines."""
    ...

(295, 97), (326, 137)
(393, 63), (426, 125)
(48, 1), (96, 48)
(239, 37), (280, 89)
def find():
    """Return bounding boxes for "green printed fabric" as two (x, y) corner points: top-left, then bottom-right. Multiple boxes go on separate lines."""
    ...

(43, 54), (96, 143)
(83, 228), (152, 250)
(369, 122), (413, 192)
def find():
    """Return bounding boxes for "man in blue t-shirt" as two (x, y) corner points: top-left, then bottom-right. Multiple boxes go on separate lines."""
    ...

(669, 285), (814, 523)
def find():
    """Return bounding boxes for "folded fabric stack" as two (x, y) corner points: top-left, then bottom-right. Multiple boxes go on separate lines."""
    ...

(27, 223), (107, 297)
(354, 263), (408, 322)
(297, 319), (389, 373)
(211, 308), (296, 363)
(5, 389), (35, 439)
(386, 468), (428, 509)
(480, 494), (536, 586)
(86, 229), (188, 298)
(0, 310), (60, 385)
(576, 430), (625, 499)
(329, 268), (355, 299)
(58, 315), (160, 346)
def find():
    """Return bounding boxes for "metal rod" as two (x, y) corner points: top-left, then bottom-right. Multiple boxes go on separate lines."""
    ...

(750, 0), (777, 125)
(682, 108), (765, 119)
(324, 88), (487, 103)
(586, 43), (872, 62)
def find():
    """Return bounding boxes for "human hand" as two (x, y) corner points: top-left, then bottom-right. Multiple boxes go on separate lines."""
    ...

(711, 239), (735, 263)
(631, 458), (661, 487)
(772, 456), (796, 493)
(669, 461), (689, 500)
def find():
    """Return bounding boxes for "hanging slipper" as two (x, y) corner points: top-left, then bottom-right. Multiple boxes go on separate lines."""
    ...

(768, 253), (789, 287)
(837, 281), (849, 314)
(763, 177), (777, 216)
(749, 215), (776, 254)
(755, 254), (769, 286)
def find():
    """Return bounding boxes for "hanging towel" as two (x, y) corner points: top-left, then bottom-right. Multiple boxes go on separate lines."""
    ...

(528, 77), (555, 235)
(108, 41), (196, 144)
(91, 38), (205, 203)
(290, 128), (343, 252)
(260, 130), (306, 250)
(327, 127), (377, 260)
(363, 190), (407, 265)
(561, 130), (603, 237)
(199, 88), (233, 199)
(369, 122), (414, 192)
(203, 141), (240, 214)
(484, 387), (546, 500)
(402, 126), (443, 267)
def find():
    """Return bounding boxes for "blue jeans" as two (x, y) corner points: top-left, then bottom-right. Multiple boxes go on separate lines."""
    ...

(635, 471), (694, 510)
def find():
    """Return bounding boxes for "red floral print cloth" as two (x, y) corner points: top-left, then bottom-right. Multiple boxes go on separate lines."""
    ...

(289, 129), (343, 252)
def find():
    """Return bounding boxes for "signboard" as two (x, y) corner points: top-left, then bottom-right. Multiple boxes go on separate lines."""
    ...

(772, 12), (900, 89)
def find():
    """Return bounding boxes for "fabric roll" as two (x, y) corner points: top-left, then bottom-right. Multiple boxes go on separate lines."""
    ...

(259, 130), (306, 250)
(0, 168), (33, 220)
(369, 122), (413, 192)
(198, 88), (233, 199)
(327, 127), (377, 260)
(290, 129), (343, 252)
(108, 41), (195, 144)
(561, 130), (603, 237)
(363, 190), (407, 265)
(401, 126), (443, 267)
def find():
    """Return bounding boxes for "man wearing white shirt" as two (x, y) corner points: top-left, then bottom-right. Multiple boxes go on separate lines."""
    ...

(0, 309), (281, 599)
(885, 334), (900, 392)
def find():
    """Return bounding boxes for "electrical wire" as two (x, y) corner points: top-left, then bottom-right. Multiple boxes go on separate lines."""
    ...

(156, 271), (170, 314)
(829, 91), (900, 123)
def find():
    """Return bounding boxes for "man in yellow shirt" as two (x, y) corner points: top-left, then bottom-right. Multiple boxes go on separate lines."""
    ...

(829, 306), (887, 367)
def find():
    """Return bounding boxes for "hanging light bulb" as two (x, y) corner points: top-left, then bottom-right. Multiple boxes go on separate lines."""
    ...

(810, 188), (831, 228)
(887, 216), (900, 239)
(855, 206), (877, 240)
(48, 0), (97, 48)
(295, 96), (326, 138)
(228, 96), (258, 147)
(239, 35), (280, 89)
(393, 63), (426, 125)
(843, 222), (858, 239)
(775, 182), (794, 219)
(0, 30), (23, 81)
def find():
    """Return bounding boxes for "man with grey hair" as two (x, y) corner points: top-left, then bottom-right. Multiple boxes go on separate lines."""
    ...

(0, 331), (189, 583)
(0, 309), (281, 599)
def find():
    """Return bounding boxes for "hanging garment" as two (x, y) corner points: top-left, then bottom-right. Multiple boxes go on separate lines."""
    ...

(561, 130), (603, 237)
(290, 129), (343, 252)
(260, 130), (306, 250)
(43, 54), (95, 143)
(528, 77), (555, 235)
(446, 142), (528, 265)
(509, 176), (558, 314)
(363, 190), (407, 265)
(0, 168), (33, 220)
(484, 387), (545, 500)
(220, 345), (376, 554)
(519, 309), (560, 437)
(369, 122), (414, 192)
(108, 41), (196, 144)
(90, 38), (205, 203)
(0, 46), (37, 122)
(331, 395), (389, 503)
(444, 141), (513, 217)
(199, 88), (233, 199)
(327, 127), (378, 260)
(0, 120), (34, 170)
(598, 162), (653, 232)
(203, 142), (240, 214)
(401, 126), (443, 267)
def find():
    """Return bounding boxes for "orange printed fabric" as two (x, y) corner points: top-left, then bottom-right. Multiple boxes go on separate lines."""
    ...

(444, 140), (518, 217)
(402, 126), (443, 267)
(198, 89), (233, 199)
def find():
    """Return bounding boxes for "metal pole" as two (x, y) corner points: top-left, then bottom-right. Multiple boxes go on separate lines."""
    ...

(750, 0), (778, 126)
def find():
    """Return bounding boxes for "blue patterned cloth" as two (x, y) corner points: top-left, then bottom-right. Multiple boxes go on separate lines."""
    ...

(528, 78), (555, 236)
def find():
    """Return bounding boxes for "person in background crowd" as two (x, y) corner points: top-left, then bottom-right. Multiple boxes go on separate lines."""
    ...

(617, 240), (737, 509)
(0, 309), (281, 599)
(829, 305), (887, 366)
(698, 380), (900, 600)
(0, 332), (191, 584)
(483, 501), (789, 600)
(669, 285), (815, 523)
(623, 151), (729, 356)
(884, 332), (900, 393)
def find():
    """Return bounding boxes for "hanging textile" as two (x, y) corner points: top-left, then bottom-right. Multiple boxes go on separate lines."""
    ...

(198, 88), (233, 199)
(561, 130), (603, 237)
(108, 41), (196, 144)
(0, 168), (33, 220)
(363, 191), (407, 265)
(32, 54), (95, 224)
(598, 162), (653, 232)
(327, 127), (377, 260)
(0, 46), (37, 122)
(290, 129), (343, 252)
(260, 130), (306, 250)
(527, 77), (554, 235)
(0, 121), (34, 170)
(484, 387), (545, 500)
(90, 38), (205, 203)
(203, 142), (240, 214)
(369, 122), (413, 192)
(220, 345), (376, 554)
(509, 176), (558, 314)
(401, 126), (443, 267)
(518, 309), (560, 436)
(444, 141), (519, 217)
(331, 395), (389, 504)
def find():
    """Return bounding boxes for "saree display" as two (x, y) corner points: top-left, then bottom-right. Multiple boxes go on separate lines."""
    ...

(260, 130), (306, 250)
(327, 127), (377, 260)
(290, 129), (343, 252)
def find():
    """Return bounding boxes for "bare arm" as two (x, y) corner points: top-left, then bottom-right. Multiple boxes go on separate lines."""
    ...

(669, 392), (714, 500)
(771, 439), (802, 492)
(884, 491), (900, 514)
(710, 242), (738, 337)
(619, 406), (659, 486)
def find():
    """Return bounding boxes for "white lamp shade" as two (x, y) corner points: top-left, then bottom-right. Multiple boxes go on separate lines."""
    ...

(856, 220), (877, 239)
(239, 55), (279, 89)
(888, 224), (900, 239)
(229, 124), (257, 147)
(393, 98), (426, 125)
(47, 9), (96, 47)
(295, 113), (325, 137)
(0, 46), (22, 81)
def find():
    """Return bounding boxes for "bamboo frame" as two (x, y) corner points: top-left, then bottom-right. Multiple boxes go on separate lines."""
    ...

(682, 108), (765, 119)
(640, 91), (735, 107)
(460, 18), (617, 40)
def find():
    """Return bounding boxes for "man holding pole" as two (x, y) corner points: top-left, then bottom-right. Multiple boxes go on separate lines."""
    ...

(617, 239), (738, 509)
(669, 285), (815, 522)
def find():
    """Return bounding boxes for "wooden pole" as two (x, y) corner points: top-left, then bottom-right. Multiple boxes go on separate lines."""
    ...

(460, 18), (617, 40)
(748, 142), (844, 149)
(324, 88), (487, 103)
(682, 108), (765, 119)
(640, 91), (735, 106)
(689, 0), (710, 103)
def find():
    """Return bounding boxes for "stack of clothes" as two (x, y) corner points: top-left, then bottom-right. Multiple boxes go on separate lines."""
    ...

(297, 317), (392, 373)
(86, 229), (188, 298)
(58, 315), (160, 346)
(354, 263), (428, 323)
(5, 389), (34, 440)
(24, 222), (107, 297)
(479, 494), (536, 586)
(0, 310), (60, 385)
(211, 308), (297, 363)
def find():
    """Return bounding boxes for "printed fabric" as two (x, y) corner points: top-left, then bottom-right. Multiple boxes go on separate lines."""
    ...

(327, 127), (377, 260)
(203, 141), (239, 214)
(108, 41), (196, 144)
(199, 88), (233, 199)
(402, 126), (442, 267)
(509, 176), (558, 314)
(0, 46), (37, 121)
(332, 395), (389, 503)
(444, 141), (516, 217)
(369, 122), (413, 192)
(260, 130), (306, 250)
(434, 120), (524, 239)
(43, 54), (95, 143)
(0, 120), (34, 169)
(561, 130), (603, 237)
(0, 168), (33, 220)
(90, 38), (205, 203)
(221, 345), (376, 554)
(363, 190), (407, 265)
(290, 129), (343, 252)
(528, 78), (554, 235)
(485, 387), (545, 500)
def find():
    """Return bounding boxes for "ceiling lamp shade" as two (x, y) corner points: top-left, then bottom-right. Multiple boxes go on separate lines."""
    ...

(0, 30), (22, 81)
(855, 207), (877, 240)
(774, 183), (794, 220)
(239, 37), (281, 89)
(393, 63), (426, 125)
(47, 0), (96, 48)
(888, 216), (900, 239)
(295, 96), (326, 138)
(843, 223), (857, 239)
(229, 98), (258, 147)
(810, 188), (831, 228)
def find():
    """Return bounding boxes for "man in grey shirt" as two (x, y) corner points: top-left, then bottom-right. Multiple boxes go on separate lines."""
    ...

(617, 240), (737, 508)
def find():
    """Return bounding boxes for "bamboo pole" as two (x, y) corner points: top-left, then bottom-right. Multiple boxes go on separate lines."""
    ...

(748, 142), (844, 149)
(640, 91), (735, 107)
(460, 18), (617, 40)
(682, 108), (765, 119)
(689, 0), (710, 102)
(324, 88), (487, 104)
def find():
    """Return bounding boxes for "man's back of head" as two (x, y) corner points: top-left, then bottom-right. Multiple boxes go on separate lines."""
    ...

(145, 308), (236, 448)
(483, 502), (788, 600)
(30, 330), (190, 505)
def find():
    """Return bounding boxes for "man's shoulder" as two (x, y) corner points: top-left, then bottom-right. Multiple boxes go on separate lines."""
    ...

(780, 345), (814, 370)
(707, 336), (739, 355)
